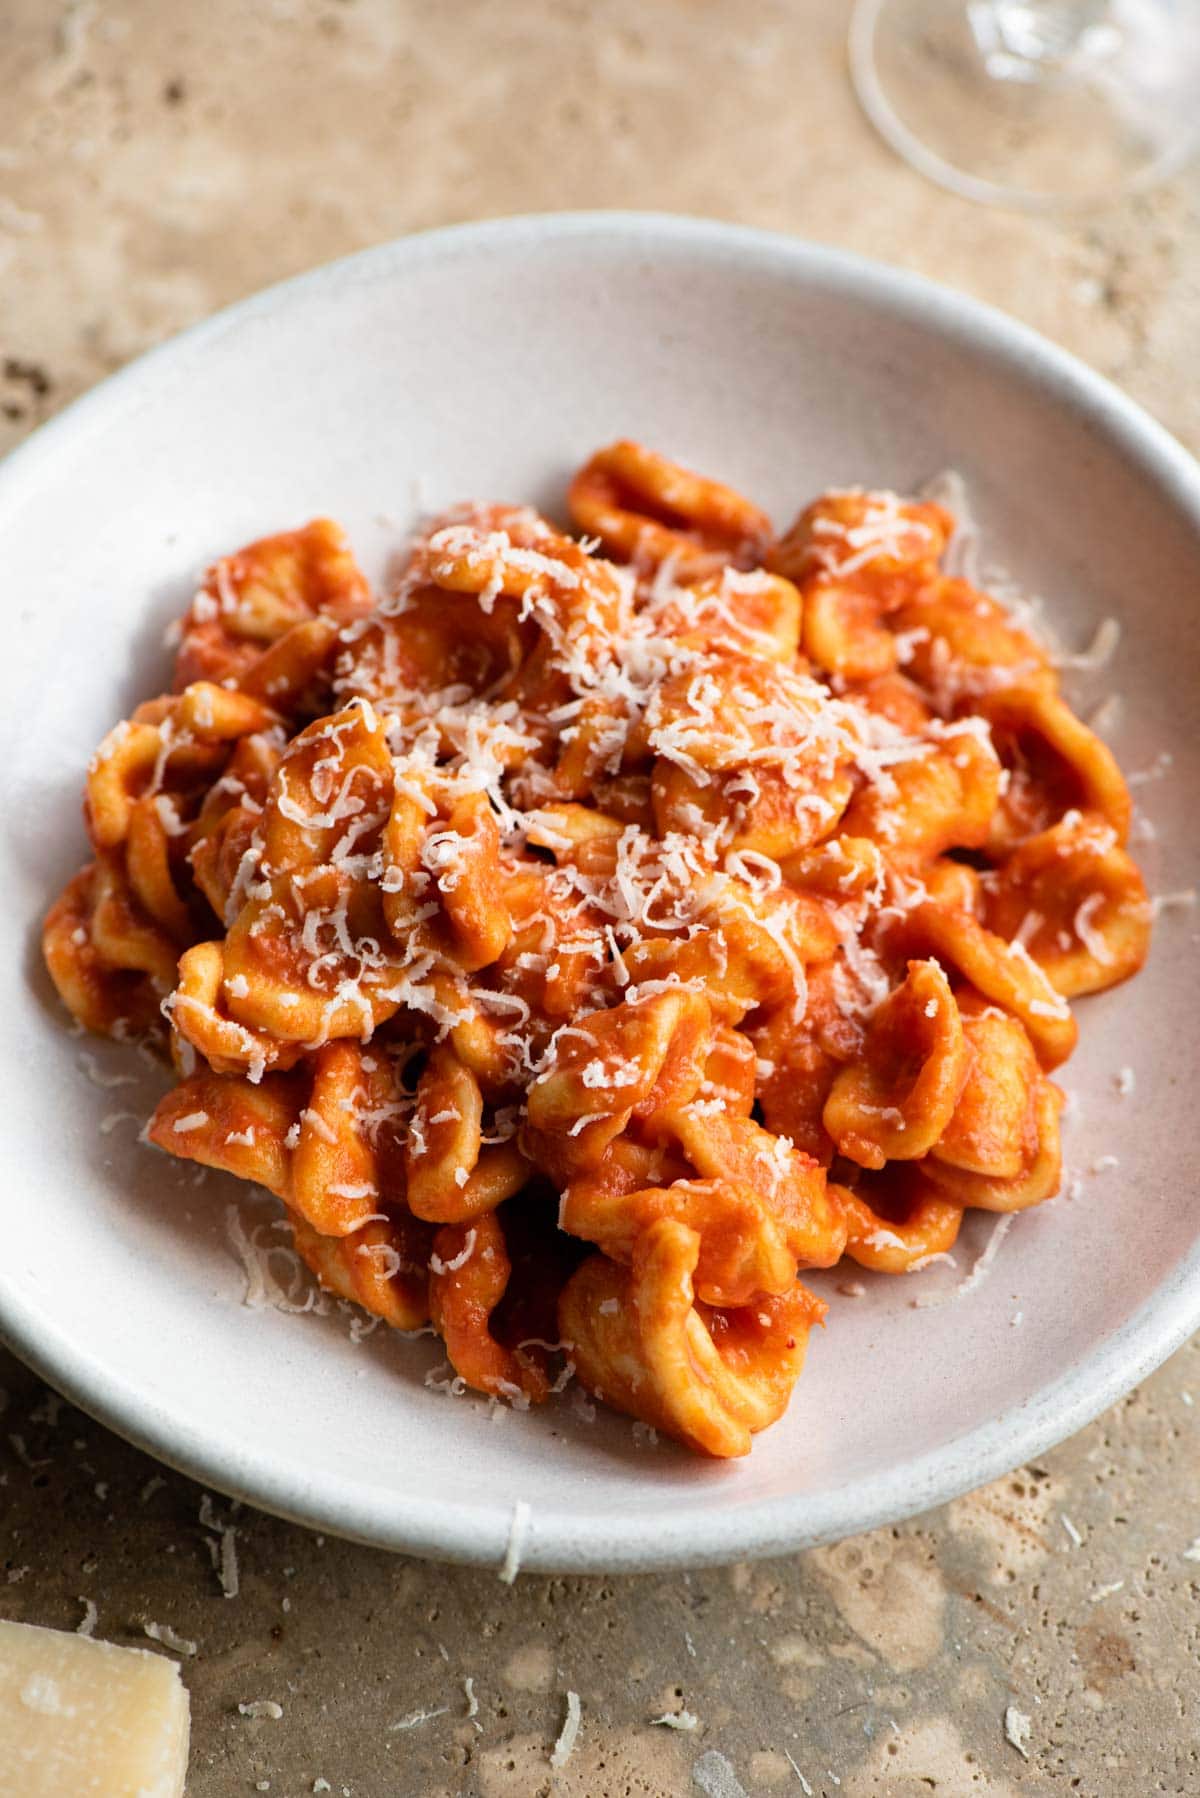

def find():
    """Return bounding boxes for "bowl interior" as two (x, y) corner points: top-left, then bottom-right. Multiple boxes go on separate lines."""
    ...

(2, 216), (1197, 1570)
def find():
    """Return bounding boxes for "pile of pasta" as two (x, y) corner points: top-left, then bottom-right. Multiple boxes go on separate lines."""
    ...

(43, 441), (1151, 1457)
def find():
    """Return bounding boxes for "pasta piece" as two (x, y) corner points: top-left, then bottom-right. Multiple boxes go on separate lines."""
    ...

(524, 991), (711, 1181)
(257, 699), (392, 875)
(42, 864), (165, 1038)
(88, 853), (183, 991)
(147, 1068), (305, 1197)
(651, 1108), (847, 1269)
(922, 1080), (1064, 1212)
(979, 685), (1132, 850)
(835, 1172), (965, 1274)
(560, 1177), (796, 1308)
(187, 733), (284, 921)
(291, 1209), (431, 1331)
(838, 721), (1001, 867)
(823, 961), (968, 1169)
(930, 990), (1043, 1181)
(771, 490), (952, 682)
(985, 815), (1151, 996)
(428, 1211), (549, 1402)
(405, 1045), (530, 1222)
(559, 1219), (825, 1458)
(168, 940), (304, 1078)
(291, 1041), (408, 1236)
(86, 685), (277, 853)
(568, 440), (772, 576)
(643, 568), (802, 663)
(888, 901), (1077, 1070)
(771, 489), (952, 588)
(646, 654), (856, 855)
(174, 518), (372, 690)
(889, 575), (1053, 705)
(219, 867), (406, 1045)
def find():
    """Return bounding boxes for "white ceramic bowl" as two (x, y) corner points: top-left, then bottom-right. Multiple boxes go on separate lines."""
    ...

(2, 214), (1197, 1573)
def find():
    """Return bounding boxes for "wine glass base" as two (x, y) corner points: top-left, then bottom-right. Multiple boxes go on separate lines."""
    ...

(850, 0), (1200, 210)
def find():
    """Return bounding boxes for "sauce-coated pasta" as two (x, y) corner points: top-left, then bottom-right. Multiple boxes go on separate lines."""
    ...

(43, 450), (1152, 1457)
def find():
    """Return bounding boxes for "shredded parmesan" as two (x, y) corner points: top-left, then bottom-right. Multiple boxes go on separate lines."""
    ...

(1055, 616), (1120, 672)
(143, 1620), (198, 1656)
(1090, 1580), (1125, 1601)
(1003, 1705), (1032, 1760)
(389, 1704), (450, 1733)
(912, 1215), (1013, 1310)
(498, 1499), (531, 1584)
(549, 1690), (582, 1769)
(77, 1051), (137, 1090)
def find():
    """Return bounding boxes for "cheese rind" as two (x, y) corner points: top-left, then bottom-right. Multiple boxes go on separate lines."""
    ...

(0, 1618), (190, 1796)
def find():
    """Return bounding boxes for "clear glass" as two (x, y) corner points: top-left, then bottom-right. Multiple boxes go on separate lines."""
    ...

(849, 0), (1200, 209)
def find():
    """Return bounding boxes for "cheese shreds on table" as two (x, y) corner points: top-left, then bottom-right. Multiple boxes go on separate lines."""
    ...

(549, 1689), (582, 1769)
(238, 1698), (284, 1720)
(388, 1703), (449, 1733)
(0, 1617), (190, 1796)
(143, 1621), (198, 1658)
(1004, 1705), (1032, 1759)
(1090, 1580), (1125, 1601)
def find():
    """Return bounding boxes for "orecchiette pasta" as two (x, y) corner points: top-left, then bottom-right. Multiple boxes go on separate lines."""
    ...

(44, 444), (1151, 1458)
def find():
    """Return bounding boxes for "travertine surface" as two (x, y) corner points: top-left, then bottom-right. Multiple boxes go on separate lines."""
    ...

(2, 3), (1198, 1793)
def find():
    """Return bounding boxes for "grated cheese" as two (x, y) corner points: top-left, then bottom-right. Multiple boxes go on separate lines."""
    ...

(1090, 1580), (1124, 1601)
(784, 1753), (814, 1794)
(498, 1499), (531, 1584)
(429, 1231), (477, 1275)
(389, 1704), (450, 1732)
(143, 1621), (197, 1657)
(1003, 1705), (1031, 1760)
(170, 1111), (209, 1133)
(549, 1690), (582, 1769)
(1054, 616), (1120, 672)
(912, 1215), (1013, 1310)
(77, 1051), (137, 1090)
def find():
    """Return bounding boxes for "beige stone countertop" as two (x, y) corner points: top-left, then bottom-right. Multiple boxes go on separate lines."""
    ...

(2, 3), (1199, 1794)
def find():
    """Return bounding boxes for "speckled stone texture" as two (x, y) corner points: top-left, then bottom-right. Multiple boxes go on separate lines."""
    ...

(2, 3), (1198, 1794)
